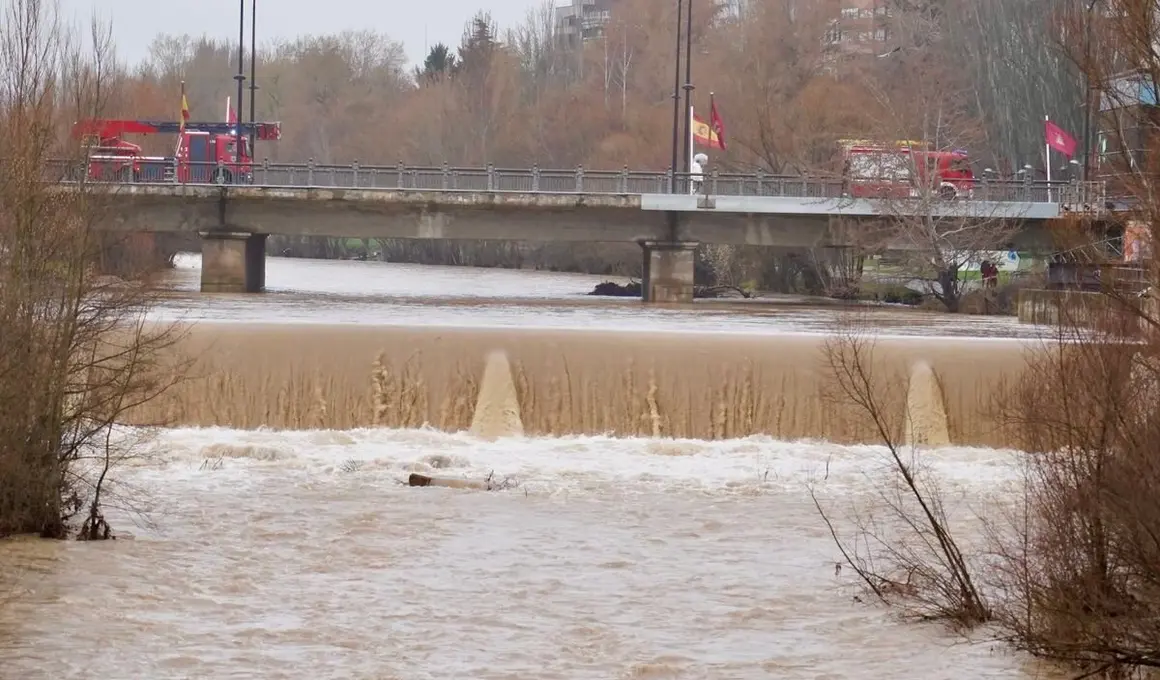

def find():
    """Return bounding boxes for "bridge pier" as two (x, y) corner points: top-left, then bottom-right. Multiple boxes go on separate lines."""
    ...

(199, 231), (267, 293)
(641, 241), (698, 304)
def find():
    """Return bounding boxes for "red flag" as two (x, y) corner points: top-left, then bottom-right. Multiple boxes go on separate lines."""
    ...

(1045, 119), (1077, 157)
(710, 95), (727, 151)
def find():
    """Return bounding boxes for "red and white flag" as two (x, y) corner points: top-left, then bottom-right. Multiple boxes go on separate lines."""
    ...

(1045, 119), (1077, 158)
(709, 94), (727, 151)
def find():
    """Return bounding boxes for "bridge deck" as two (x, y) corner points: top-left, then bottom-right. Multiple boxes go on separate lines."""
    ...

(51, 160), (1099, 249)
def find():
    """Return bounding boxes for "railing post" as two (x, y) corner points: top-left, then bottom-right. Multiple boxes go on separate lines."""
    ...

(710, 169), (719, 196)
(575, 165), (583, 193)
(487, 163), (495, 192)
(531, 165), (540, 192)
(307, 158), (315, 186)
(352, 160), (360, 188)
(396, 160), (405, 189)
(442, 162), (450, 191)
(755, 169), (764, 196)
(620, 165), (629, 193)
(261, 158), (269, 185)
(666, 167), (674, 194)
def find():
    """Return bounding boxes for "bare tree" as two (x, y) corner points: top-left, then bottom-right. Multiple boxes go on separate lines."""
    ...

(938, 0), (1085, 174)
(980, 4), (1160, 675)
(710, 0), (881, 174)
(850, 17), (1023, 313)
(991, 308), (1160, 677)
(810, 320), (990, 626)
(0, 0), (184, 540)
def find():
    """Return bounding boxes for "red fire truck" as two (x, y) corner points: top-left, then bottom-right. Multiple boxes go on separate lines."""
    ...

(71, 119), (282, 184)
(839, 139), (975, 200)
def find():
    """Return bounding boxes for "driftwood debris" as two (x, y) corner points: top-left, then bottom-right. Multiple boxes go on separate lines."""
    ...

(407, 473), (488, 490)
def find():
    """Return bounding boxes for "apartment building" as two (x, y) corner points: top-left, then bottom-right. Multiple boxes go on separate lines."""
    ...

(554, 0), (617, 46)
(827, 0), (892, 55)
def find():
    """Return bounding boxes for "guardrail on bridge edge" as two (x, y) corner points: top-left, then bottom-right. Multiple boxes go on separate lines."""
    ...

(45, 157), (1104, 206)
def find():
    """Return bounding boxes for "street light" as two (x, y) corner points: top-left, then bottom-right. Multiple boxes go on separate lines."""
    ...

(248, 0), (258, 150)
(234, 0), (246, 174)
(681, 0), (695, 184)
(669, 0), (684, 193)
(1082, 0), (1100, 182)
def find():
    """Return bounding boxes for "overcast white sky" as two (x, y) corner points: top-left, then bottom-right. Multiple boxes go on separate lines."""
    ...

(56, 0), (541, 68)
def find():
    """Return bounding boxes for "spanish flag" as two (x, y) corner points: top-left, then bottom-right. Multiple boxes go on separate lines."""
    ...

(693, 114), (723, 150)
(179, 82), (190, 132)
(693, 94), (727, 151)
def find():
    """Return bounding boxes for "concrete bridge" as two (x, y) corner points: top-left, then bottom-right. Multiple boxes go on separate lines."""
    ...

(65, 160), (1099, 303)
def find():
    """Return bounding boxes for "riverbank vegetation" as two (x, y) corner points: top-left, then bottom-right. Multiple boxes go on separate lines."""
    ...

(814, 1), (1160, 674)
(0, 0), (181, 540)
(817, 307), (1160, 677)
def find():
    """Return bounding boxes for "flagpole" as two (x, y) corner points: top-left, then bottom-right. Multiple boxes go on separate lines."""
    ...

(180, 80), (186, 132)
(682, 104), (691, 171)
(709, 91), (715, 149)
(688, 103), (694, 195)
(1044, 115), (1052, 184)
(1045, 114), (1052, 202)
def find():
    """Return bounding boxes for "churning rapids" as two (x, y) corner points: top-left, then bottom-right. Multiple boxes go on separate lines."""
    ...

(0, 255), (1054, 679)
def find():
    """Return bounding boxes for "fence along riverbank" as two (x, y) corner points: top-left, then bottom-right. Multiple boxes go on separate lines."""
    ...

(142, 324), (1031, 446)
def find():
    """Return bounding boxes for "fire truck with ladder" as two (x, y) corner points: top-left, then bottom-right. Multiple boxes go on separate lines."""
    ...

(71, 118), (282, 185)
(839, 139), (975, 200)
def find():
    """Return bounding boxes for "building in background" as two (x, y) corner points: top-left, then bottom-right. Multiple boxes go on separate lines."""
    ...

(554, 0), (617, 46)
(827, 0), (892, 55)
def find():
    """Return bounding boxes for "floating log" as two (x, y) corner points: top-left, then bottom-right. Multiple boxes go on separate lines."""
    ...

(407, 473), (488, 490)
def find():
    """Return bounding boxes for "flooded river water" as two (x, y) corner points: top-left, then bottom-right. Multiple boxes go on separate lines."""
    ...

(0, 255), (1056, 679)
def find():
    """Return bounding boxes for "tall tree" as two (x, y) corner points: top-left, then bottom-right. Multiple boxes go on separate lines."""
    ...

(417, 42), (456, 83)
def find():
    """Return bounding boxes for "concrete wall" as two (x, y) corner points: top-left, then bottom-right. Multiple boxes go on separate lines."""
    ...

(1016, 288), (1142, 329)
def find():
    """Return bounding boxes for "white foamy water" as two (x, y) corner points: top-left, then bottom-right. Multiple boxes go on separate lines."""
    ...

(152, 254), (1052, 339)
(0, 428), (1037, 679)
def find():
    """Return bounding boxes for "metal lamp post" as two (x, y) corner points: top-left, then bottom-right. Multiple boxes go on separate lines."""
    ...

(1081, 0), (1100, 182)
(234, 0), (246, 170)
(669, 0), (684, 193)
(249, 0), (259, 151)
(681, 0), (695, 184)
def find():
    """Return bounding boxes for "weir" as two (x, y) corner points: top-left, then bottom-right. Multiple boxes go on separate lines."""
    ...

(143, 324), (1035, 447)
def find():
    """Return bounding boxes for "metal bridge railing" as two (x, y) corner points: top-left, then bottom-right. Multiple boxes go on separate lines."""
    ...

(43, 157), (1081, 204)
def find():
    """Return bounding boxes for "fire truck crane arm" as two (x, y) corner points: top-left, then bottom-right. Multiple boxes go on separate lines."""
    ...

(71, 119), (282, 140)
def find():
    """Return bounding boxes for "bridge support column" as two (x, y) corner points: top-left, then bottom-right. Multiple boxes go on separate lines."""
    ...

(641, 241), (698, 304)
(199, 231), (267, 293)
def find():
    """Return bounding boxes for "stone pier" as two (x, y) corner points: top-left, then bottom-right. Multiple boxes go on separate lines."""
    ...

(199, 231), (268, 293)
(641, 241), (698, 304)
